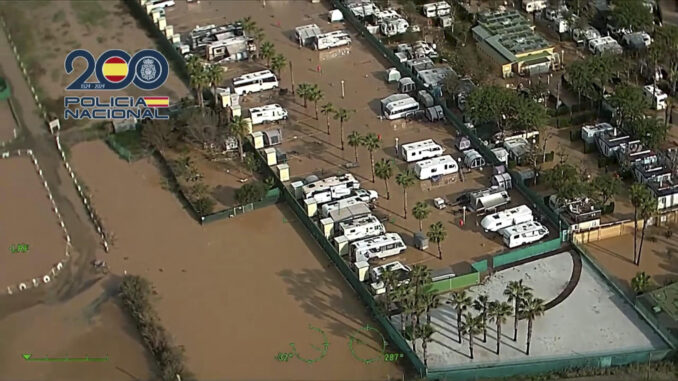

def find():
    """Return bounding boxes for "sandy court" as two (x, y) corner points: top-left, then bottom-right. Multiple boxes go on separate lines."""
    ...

(414, 252), (667, 369)
(70, 140), (403, 380)
(584, 229), (678, 294)
(0, 157), (65, 287)
(0, 280), (155, 381)
(0, 99), (16, 143)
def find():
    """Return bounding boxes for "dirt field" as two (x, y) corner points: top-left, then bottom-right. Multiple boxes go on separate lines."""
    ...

(70, 140), (404, 380)
(163, 0), (559, 275)
(0, 99), (16, 142)
(0, 279), (155, 381)
(1, 0), (189, 122)
(0, 157), (65, 287)
(584, 228), (678, 294)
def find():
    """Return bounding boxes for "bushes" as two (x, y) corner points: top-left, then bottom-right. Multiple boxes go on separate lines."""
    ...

(235, 181), (267, 205)
(119, 275), (187, 381)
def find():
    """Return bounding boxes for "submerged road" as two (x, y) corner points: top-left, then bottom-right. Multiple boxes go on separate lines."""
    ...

(0, 26), (101, 310)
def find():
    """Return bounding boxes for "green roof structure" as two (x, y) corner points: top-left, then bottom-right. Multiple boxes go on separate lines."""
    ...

(0, 77), (10, 101)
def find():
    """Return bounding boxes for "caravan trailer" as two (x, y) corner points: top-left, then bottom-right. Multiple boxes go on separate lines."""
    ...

(314, 30), (352, 50)
(302, 174), (360, 202)
(381, 95), (420, 120)
(413, 155), (458, 180)
(337, 214), (386, 242)
(643, 85), (668, 110)
(480, 205), (533, 232)
(422, 2), (451, 18)
(350, 233), (407, 263)
(249, 104), (288, 125)
(400, 139), (444, 162)
(369, 261), (411, 294)
(500, 221), (549, 248)
(321, 198), (370, 218)
(468, 187), (511, 212)
(232, 70), (279, 95)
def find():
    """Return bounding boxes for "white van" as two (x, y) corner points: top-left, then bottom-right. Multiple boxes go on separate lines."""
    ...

(480, 205), (533, 232)
(337, 214), (385, 242)
(249, 104), (288, 125)
(400, 139), (444, 163)
(500, 221), (549, 248)
(350, 233), (407, 263)
(413, 155), (458, 180)
(643, 85), (668, 110)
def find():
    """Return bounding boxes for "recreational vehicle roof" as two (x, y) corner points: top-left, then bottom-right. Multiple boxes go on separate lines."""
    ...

(500, 221), (545, 239)
(303, 174), (359, 196)
(414, 155), (457, 171)
(383, 97), (418, 112)
(351, 233), (404, 251)
(249, 104), (285, 113)
(329, 203), (371, 223)
(401, 139), (440, 152)
(295, 24), (322, 42)
(380, 93), (411, 107)
(338, 214), (381, 231)
(232, 70), (276, 85)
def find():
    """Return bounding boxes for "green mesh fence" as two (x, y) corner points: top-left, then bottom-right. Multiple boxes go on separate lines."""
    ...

(200, 188), (281, 224)
(430, 272), (480, 293)
(427, 347), (672, 381)
(471, 259), (488, 272)
(247, 141), (426, 376)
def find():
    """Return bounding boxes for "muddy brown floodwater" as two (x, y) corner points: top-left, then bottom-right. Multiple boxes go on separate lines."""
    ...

(69, 141), (404, 380)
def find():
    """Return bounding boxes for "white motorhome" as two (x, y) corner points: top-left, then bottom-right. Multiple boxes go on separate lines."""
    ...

(302, 174), (360, 202)
(468, 187), (511, 212)
(500, 221), (549, 248)
(643, 85), (668, 110)
(588, 36), (623, 55)
(377, 10), (409, 36)
(321, 198), (369, 218)
(413, 155), (458, 180)
(337, 214), (386, 242)
(232, 70), (279, 95)
(524, 0), (547, 13)
(480, 205), (533, 232)
(314, 30), (352, 50)
(422, 2), (451, 18)
(400, 139), (444, 162)
(572, 26), (600, 45)
(350, 233), (407, 263)
(381, 95), (419, 120)
(149, 0), (175, 10)
(369, 261), (411, 294)
(249, 104), (288, 125)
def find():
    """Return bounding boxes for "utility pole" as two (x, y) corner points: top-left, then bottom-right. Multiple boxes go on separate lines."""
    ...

(289, 61), (295, 96)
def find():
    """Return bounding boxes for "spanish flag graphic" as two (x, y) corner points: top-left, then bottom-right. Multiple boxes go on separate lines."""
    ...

(142, 97), (170, 108)
(101, 57), (128, 83)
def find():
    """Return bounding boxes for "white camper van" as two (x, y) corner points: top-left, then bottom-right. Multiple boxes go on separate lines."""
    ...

(413, 155), (458, 180)
(381, 95), (420, 120)
(369, 261), (411, 294)
(232, 70), (279, 95)
(337, 214), (386, 242)
(249, 104), (288, 125)
(314, 30), (352, 50)
(400, 139), (444, 162)
(480, 205), (533, 232)
(643, 85), (668, 110)
(350, 233), (407, 263)
(302, 174), (360, 202)
(321, 198), (369, 218)
(500, 221), (549, 248)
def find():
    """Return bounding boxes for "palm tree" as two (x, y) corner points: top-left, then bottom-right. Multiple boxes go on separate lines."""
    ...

(421, 287), (440, 326)
(228, 116), (249, 161)
(504, 280), (533, 342)
(412, 201), (431, 232)
(400, 289), (419, 350)
(347, 131), (362, 163)
(259, 41), (275, 67)
(460, 313), (484, 359)
(187, 55), (207, 108)
(362, 133), (380, 183)
(630, 183), (657, 266)
(395, 169), (415, 219)
(320, 102), (335, 135)
(520, 295), (545, 356)
(631, 272), (652, 295)
(206, 64), (225, 107)
(487, 300), (513, 355)
(270, 53), (286, 79)
(418, 323), (435, 368)
(448, 290), (472, 343)
(333, 108), (352, 150)
(393, 286), (409, 333)
(375, 158), (393, 200)
(308, 84), (324, 120)
(473, 294), (490, 343)
(427, 221), (447, 260)
(297, 83), (311, 108)
(380, 267), (399, 316)
(239, 16), (257, 34)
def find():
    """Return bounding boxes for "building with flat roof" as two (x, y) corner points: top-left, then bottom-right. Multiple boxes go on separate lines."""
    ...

(472, 9), (556, 78)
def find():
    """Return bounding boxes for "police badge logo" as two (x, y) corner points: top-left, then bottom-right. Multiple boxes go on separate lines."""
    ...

(140, 58), (158, 81)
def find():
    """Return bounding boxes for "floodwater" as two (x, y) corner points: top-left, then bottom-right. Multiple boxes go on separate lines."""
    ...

(69, 141), (404, 380)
